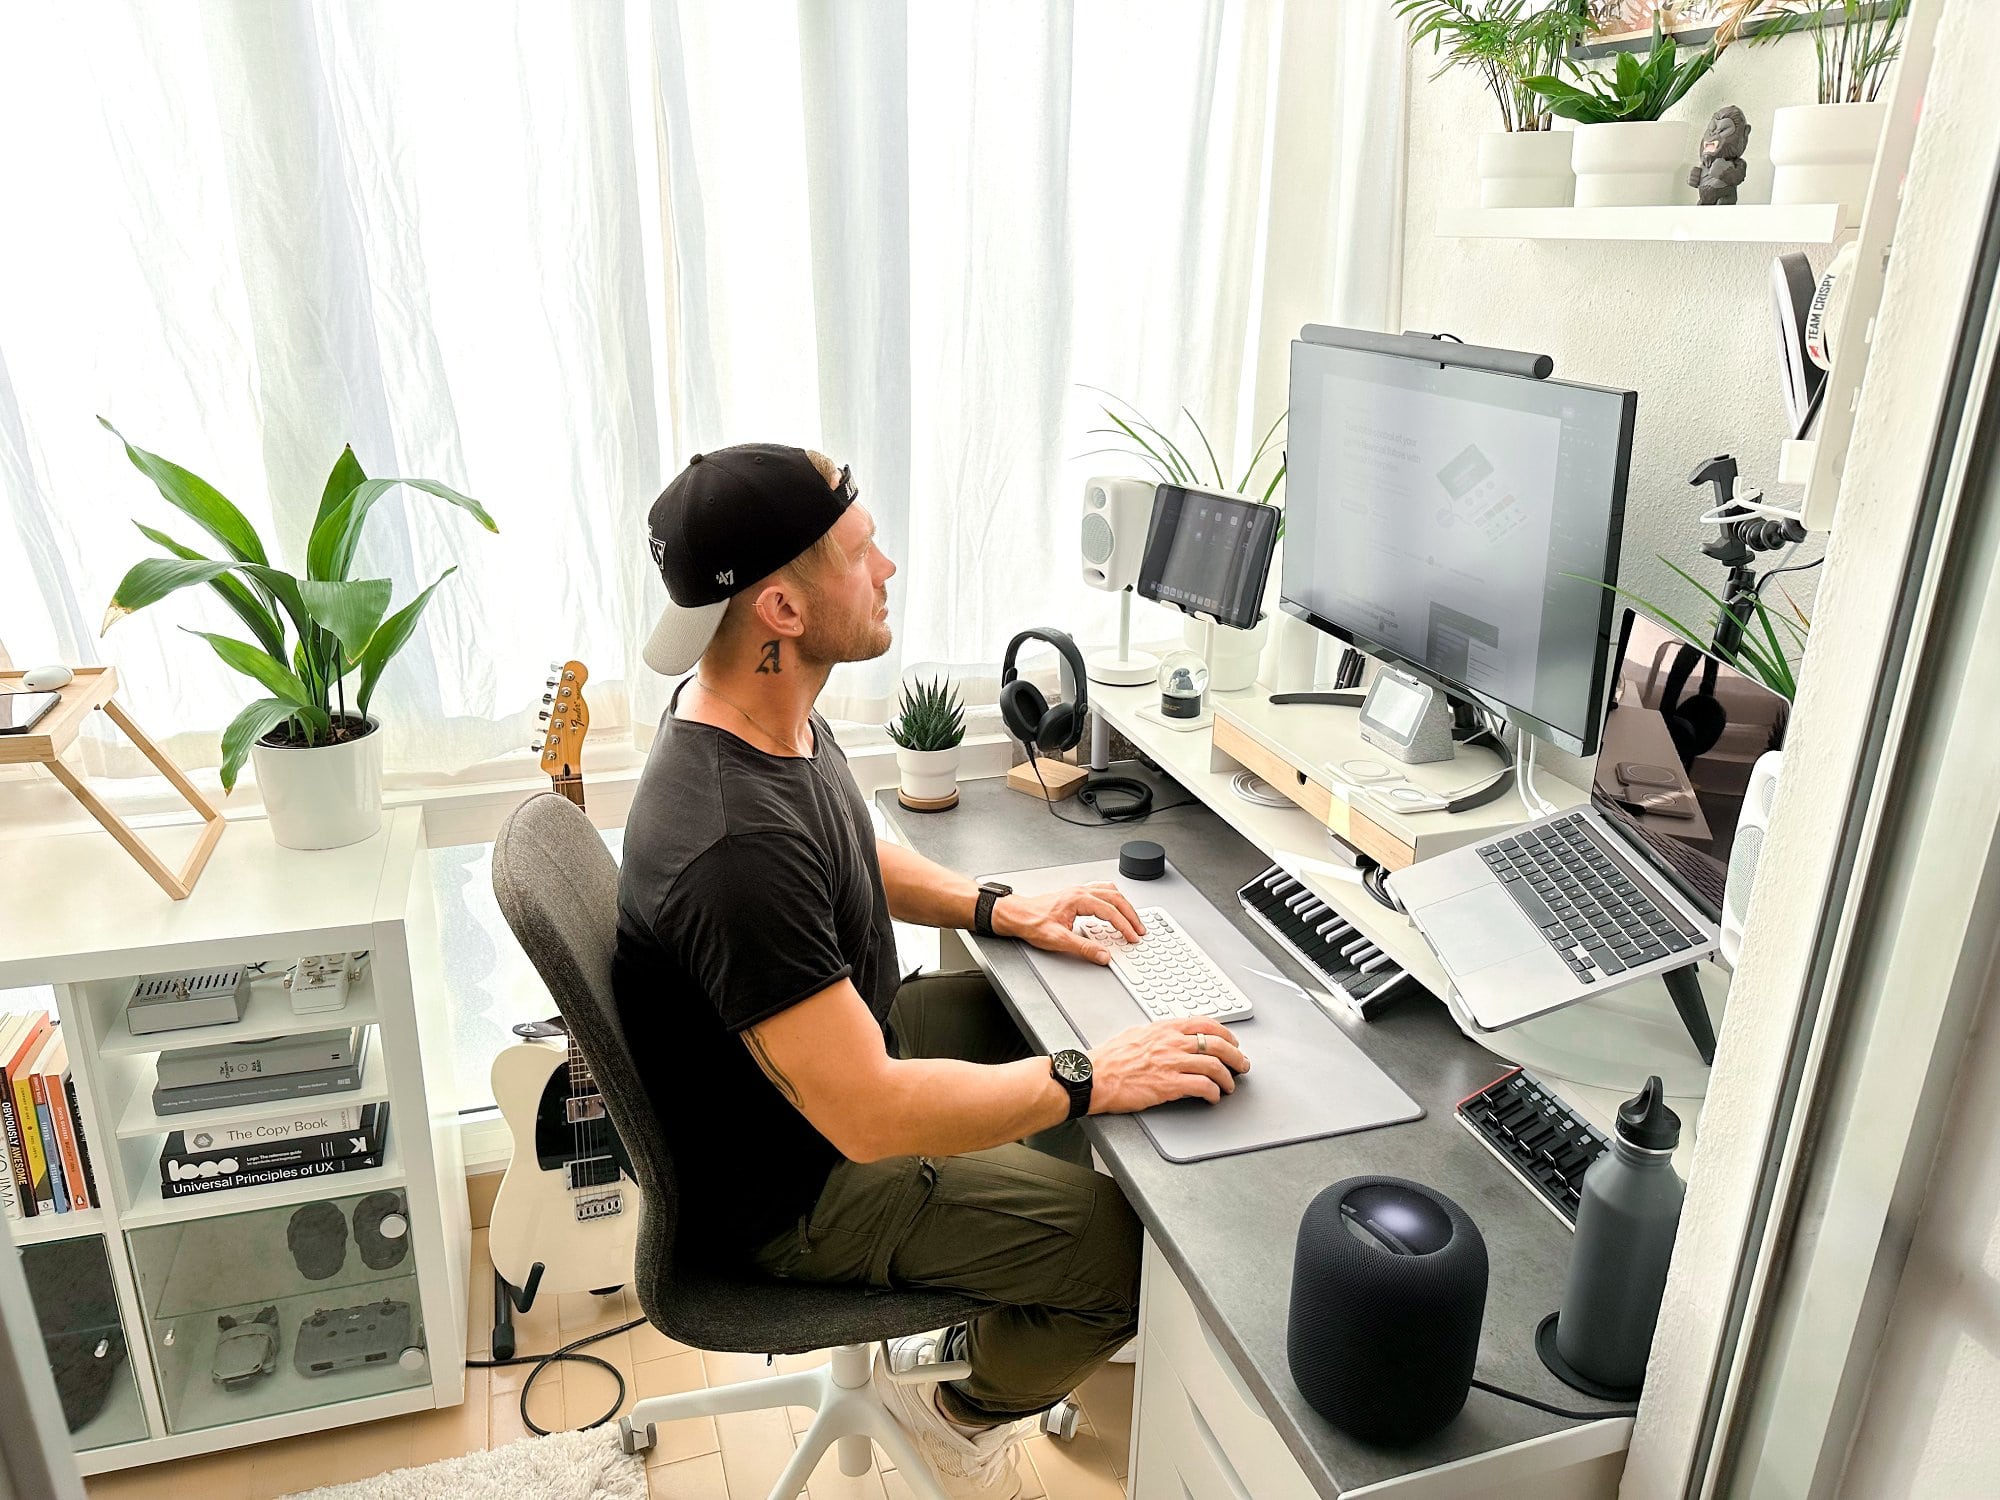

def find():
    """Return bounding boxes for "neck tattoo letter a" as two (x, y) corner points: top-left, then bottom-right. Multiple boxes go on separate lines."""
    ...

(756, 640), (782, 674)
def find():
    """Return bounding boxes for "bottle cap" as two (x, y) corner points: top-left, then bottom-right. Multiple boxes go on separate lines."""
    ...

(1617, 1075), (1681, 1151)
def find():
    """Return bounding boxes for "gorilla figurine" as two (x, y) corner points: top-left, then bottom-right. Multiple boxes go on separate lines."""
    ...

(1690, 105), (1752, 206)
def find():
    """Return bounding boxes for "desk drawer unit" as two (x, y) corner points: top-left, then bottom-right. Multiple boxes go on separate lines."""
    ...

(1135, 1237), (1318, 1500)
(1212, 716), (1334, 826)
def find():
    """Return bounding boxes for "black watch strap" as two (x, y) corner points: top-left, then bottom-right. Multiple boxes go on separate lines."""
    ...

(973, 881), (1012, 938)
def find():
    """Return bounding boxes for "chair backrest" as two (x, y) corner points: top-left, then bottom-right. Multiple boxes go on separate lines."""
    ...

(491, 792), (677, 1324)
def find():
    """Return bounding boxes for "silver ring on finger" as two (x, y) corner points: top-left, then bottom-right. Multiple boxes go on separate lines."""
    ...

(1195, 1033), (1208, 1056)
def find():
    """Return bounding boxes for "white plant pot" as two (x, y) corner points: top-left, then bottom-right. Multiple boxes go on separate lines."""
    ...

(1770, 102), (1885, 229)
(1185, 614), (1268, 695)
(1570, 120), (1694, 207)
(251, 716), (384, 851)
(896, 744), (962, 804)
(1477, 129), (1575, 208)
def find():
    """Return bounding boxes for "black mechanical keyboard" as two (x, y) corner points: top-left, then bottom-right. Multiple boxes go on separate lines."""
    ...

(1236, 866), (1417, 1019)
(1479, 812), (1701, 985)
(1455, 1067), (1608, 1228)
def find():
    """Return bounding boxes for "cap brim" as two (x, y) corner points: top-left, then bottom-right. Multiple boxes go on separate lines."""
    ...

(643, 599), (728, 676)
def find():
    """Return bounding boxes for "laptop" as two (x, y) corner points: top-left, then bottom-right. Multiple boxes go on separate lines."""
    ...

(1387, 610), (1790, 1031)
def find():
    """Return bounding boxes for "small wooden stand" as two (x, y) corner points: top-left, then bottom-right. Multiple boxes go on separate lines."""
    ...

(1, 666), (224, 900)
(1007, 756), (1088, 803)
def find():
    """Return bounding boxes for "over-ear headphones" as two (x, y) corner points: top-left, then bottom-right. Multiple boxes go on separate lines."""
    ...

(1000, 627), (1088, 757)
(1659, 643), (1728, 766)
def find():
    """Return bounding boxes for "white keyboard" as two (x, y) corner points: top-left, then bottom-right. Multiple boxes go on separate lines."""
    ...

(1073, 906), (1256, 1023)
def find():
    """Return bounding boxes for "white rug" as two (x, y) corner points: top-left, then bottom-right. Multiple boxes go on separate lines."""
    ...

(281, 1426), (647, 1500)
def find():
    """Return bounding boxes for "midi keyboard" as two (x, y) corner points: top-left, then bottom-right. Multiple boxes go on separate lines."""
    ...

(1236, 865), (1418, 1020)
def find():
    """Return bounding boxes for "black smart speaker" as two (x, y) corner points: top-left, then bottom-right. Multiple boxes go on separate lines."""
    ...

(1287, 1177), (1488, 1446)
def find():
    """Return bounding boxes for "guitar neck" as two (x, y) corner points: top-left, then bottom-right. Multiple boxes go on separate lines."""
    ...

(553, 772), (586, 810)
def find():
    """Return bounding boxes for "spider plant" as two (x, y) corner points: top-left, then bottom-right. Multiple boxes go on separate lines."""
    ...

(886, 676), (966, 753)
(1716, 0), (1908, 104)
(99, 420), (497, 789)
(1078, 388), (1286, 534)
(1525, 13), (1725, 124)
(1396, 0), (1593, 132)
(1571, 557), (1811, 701)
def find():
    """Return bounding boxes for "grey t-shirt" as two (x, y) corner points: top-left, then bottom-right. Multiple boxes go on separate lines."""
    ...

(612, 694), (899, 1258)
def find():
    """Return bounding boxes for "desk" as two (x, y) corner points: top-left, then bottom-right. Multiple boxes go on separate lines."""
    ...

(879, 775), (1633, 1499)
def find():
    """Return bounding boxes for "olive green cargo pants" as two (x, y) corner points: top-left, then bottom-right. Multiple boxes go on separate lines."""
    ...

(751, 969), (1142, 1427)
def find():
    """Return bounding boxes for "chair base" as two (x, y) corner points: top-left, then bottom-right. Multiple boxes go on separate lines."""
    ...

(618, 1342), (1047, 1500)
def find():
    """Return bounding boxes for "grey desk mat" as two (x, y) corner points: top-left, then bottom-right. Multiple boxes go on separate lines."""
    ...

(989, 857), (1423, 1162)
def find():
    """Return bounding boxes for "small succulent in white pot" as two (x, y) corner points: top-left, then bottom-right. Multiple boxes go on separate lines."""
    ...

(887, 676), (966, 811)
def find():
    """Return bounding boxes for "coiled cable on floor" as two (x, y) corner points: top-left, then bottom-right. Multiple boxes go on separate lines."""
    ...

(468, 1313), (647, 1435)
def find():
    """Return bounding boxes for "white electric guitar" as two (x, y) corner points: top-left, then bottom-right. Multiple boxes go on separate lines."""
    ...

(489, 662), (638, 1335)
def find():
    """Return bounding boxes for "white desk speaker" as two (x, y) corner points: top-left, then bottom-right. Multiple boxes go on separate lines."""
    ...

(1719, 749), (1783, 967)
(1082, 477), (1160, 688)
(1081, 477), (1154, 592)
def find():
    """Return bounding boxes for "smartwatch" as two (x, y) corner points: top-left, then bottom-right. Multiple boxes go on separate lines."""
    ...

(1050, 1049), (1093, 1119)
(973, 881), (1013, 938)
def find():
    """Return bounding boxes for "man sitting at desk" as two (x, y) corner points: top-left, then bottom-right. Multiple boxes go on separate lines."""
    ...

(616, 445), (1250, 1498)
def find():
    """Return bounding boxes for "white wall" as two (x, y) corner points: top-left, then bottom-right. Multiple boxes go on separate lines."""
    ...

(1397, 36), (1826, 777)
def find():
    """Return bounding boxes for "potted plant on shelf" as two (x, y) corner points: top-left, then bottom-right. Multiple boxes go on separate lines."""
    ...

(1721, 0), (1908, 226)
(1525, 15), (1727, 207)
(887, 676), (966, 812)
(100, 421), (497, 850)
(1086, 391), (1288, 693)
(1396, 0), (1593, 208)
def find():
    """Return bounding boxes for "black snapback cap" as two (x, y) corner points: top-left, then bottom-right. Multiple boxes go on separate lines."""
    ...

(642, 444), (855, 674)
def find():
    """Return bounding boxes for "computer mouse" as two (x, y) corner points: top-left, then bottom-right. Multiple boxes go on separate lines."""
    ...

(20, 665), (72, 691)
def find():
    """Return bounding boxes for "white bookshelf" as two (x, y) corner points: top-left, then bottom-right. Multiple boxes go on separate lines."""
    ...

(0, 809), (470, 1475)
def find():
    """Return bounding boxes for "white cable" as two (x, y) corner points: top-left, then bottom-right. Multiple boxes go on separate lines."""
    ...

(1521, 733), (1557, 820)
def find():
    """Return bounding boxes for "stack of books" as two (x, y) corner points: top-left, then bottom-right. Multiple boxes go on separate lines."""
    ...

(0, 1011), (97, 1221)
(159, 1101), (391, 1198)
(150, 1025), (371, 1116)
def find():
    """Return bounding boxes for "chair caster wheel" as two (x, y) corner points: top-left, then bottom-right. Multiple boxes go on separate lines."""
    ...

(1040, 1398), (1081, 1442)
(619, 1416), (656, 1455)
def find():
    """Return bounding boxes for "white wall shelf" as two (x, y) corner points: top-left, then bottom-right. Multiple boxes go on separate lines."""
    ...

(1438, 202), (1844, 244)
(0, 809), (470, 1476)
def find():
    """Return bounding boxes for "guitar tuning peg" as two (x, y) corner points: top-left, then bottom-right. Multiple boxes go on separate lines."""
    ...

(548, 660), (561, 673)
(538, 709), (551, 721)
(542, 692), (554, 704)
(532, 739), (545, 753)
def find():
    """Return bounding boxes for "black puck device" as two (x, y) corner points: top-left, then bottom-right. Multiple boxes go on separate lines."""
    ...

(1118, 840), (1165, 880)
(1288, 1177), (1488, 1445)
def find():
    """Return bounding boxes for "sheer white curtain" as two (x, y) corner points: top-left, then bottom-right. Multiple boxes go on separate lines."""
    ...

(0, 0), (1404, 792)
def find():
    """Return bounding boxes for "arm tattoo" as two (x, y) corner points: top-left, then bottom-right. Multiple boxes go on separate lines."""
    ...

(743, 1028), (803, 1107)
(756, 640), (782, 674)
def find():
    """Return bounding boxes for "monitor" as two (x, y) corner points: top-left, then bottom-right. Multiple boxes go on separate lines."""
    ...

(1591, 610), (1790, 922)
(1284, 333), (1637, 755)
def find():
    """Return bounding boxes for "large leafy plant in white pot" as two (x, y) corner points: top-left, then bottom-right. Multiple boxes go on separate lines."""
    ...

(1526, 16), (1727, 206)
(1088, 394), (1286, 694)
(1722, 0), (1907, 229)
(1397, 0), (1593, 208)
(100, 422), (497, 850)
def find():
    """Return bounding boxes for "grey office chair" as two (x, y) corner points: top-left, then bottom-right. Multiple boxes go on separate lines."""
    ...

(491, 792), (990, 1500)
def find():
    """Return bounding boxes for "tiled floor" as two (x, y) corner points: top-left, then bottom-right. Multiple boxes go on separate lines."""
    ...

(81, 1227), (1133, 1500)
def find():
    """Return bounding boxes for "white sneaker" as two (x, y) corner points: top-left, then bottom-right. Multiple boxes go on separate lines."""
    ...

(873, 1332), (1026, 1500)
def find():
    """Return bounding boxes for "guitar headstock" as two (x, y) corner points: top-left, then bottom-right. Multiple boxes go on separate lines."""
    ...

(535, 661), (591, 790)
